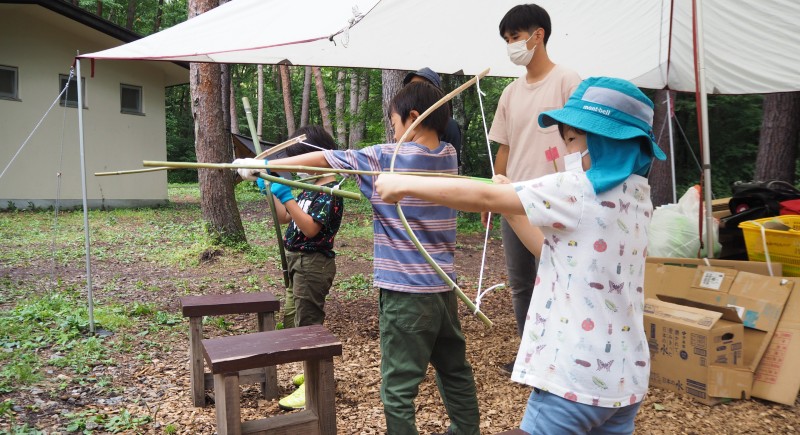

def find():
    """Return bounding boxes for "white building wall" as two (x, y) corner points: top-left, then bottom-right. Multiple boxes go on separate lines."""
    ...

(0, 5), (183, 209)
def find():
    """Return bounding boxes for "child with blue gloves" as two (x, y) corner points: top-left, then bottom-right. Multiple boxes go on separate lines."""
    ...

(235, 126), (343, 410)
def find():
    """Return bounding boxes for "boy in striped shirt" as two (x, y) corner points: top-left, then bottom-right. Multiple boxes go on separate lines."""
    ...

(262, 81), (480, 435)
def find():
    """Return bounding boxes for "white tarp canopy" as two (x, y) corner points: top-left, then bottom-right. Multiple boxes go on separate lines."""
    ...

(82, 0), (800, 94)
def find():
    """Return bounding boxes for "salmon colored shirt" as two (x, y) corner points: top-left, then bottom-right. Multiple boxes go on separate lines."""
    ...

(488, 65), (581, 182)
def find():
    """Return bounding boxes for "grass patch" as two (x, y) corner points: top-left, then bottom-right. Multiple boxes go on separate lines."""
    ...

(334, 273), (374, 301)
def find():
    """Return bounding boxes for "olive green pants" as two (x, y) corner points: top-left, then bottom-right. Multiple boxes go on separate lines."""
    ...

(379, 289), (480, 435)
(283, 251), (335, 328)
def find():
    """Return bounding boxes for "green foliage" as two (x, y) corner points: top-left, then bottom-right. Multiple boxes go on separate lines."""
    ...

(165, 85), (197, 183)
(672, 93), (764, 197)
(334, 273), (374, 300)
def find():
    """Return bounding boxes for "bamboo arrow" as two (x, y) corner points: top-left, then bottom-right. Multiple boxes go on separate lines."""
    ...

(142, 160), (491, 183)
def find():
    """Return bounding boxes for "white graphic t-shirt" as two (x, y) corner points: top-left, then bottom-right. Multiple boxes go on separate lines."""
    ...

(510, 171), (652, 408)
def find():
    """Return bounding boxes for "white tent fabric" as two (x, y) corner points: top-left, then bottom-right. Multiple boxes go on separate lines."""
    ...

(82, 0), (800, 94)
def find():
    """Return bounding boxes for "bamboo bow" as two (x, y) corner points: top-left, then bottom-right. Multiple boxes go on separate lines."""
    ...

(389, 68), (493, 328)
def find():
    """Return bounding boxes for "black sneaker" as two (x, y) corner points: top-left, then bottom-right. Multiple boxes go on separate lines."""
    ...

(500, 361), (515, 375)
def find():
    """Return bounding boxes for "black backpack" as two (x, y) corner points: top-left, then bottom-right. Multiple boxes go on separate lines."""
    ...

(724, 180), (800, 226)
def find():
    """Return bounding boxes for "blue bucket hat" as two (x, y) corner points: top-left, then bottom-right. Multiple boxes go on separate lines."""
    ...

(538, 77), (666, 161)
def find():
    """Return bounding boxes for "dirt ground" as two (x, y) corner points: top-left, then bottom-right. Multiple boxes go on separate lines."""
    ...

(1, 198), (798, 434)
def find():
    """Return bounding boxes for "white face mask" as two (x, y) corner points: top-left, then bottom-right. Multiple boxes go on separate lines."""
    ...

(507, 33), (537, 66)
(564, 149), (589, 173)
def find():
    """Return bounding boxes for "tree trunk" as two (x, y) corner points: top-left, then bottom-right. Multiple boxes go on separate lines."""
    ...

(279, 64), (296, 136)
(257, 65), (264, 140)
(189, 0), (246, 244)
(229, 72), (239, 135)
(382, 69), (405, 143)
(153, 0), (165, 33)
(755, 92), (800, 183)
(312, 67), (334, 137)
(335, 70), (347, 147)
(649, 89), (677, 206)
(125, 0), (136, 30)
(348, 70), (361, 149)
(96, 1), (102, 17)
(300, 66), (312, 128)
(220, 63), (231, 154)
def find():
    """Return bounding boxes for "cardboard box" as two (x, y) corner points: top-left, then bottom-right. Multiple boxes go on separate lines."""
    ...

(644, 297), (747, 404)
(644, 262), (793, 404)
(751, 276), (800, 405)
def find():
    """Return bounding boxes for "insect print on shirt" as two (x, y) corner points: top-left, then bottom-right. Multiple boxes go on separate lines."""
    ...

(622, 182), (628, 193)
(535, 344), (547, 355)
(589, 259), (599, 272)
(592, 376), (609, 390)
(566, 195), (578, 204)
(596, 217), (608, 229)
(543, 200), (551, 209)
(619, 199), (630, 214)
(535, 313), (547, 327)
(608, 280), (624, 294)
(619, 242), (625, 256)
(596, 359), (614, 372)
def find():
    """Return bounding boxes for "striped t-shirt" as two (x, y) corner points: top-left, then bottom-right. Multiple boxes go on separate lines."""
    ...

(324, 142), (457, 293)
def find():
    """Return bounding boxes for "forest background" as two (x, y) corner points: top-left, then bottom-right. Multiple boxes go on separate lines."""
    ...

(73, 0), (800, 229)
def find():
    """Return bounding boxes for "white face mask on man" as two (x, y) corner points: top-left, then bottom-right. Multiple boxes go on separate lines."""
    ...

(564, 149), (589, 173)
(507, 32), (537, 66)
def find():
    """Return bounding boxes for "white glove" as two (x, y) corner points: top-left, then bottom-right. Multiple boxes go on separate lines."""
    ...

(232, 158), (264, 181)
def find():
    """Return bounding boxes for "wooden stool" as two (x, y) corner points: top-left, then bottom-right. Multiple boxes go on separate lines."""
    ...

(180, 292), (281, 407)
(202, 325), (342, 435)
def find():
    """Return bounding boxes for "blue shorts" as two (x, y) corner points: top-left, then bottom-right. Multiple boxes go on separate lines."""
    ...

(519, 388), (642, 435)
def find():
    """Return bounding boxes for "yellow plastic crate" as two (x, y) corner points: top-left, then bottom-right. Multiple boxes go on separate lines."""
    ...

(739, 215), (800, 276)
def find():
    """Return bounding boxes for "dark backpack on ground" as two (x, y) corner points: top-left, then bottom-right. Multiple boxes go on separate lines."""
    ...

(724, 180), (800, 226)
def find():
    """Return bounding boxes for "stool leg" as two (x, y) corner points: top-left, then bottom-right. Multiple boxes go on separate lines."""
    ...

(188, 316), (206, 407)
(213, 372), (242, 435)
(257, 312), (279, 400)
(304, 358), (337, 435)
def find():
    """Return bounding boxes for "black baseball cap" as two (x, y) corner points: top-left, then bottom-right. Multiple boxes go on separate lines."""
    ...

(403, 67), (442, 89)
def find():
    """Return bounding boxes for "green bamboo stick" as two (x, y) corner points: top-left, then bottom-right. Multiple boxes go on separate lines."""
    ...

(395, 204), (493, 328)
(142, 160), (491, 183)
(255, 172), (361, 201)
(95, 167), (168, 176)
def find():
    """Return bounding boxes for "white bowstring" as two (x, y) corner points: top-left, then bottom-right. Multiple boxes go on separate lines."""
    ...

(298, 140), (329, 152)
(296, 140), (349, 187)
(473, 74), (505, 313)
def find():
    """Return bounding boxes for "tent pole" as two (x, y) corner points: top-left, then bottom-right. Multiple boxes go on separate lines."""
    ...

(75, 56), (96, 333)
(666, 90), (677, 204)
(693, 0), (715, 257)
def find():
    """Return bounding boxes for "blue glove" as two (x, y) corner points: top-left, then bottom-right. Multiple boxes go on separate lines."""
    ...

(270, 181), (294, 204)
(256, 177), (267, 195)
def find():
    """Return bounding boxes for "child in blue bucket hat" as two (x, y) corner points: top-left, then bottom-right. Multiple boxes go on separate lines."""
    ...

(376, 77), (666, 434)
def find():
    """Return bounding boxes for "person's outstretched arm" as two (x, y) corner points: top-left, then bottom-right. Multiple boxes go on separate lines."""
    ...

(375, 173), (524, 215)
(376, 174), (545, 255)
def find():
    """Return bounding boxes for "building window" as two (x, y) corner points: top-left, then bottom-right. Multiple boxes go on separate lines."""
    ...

(59, 73), (85, 108)
(120, 84), (143, 115)
(0, 65), (19, 100)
